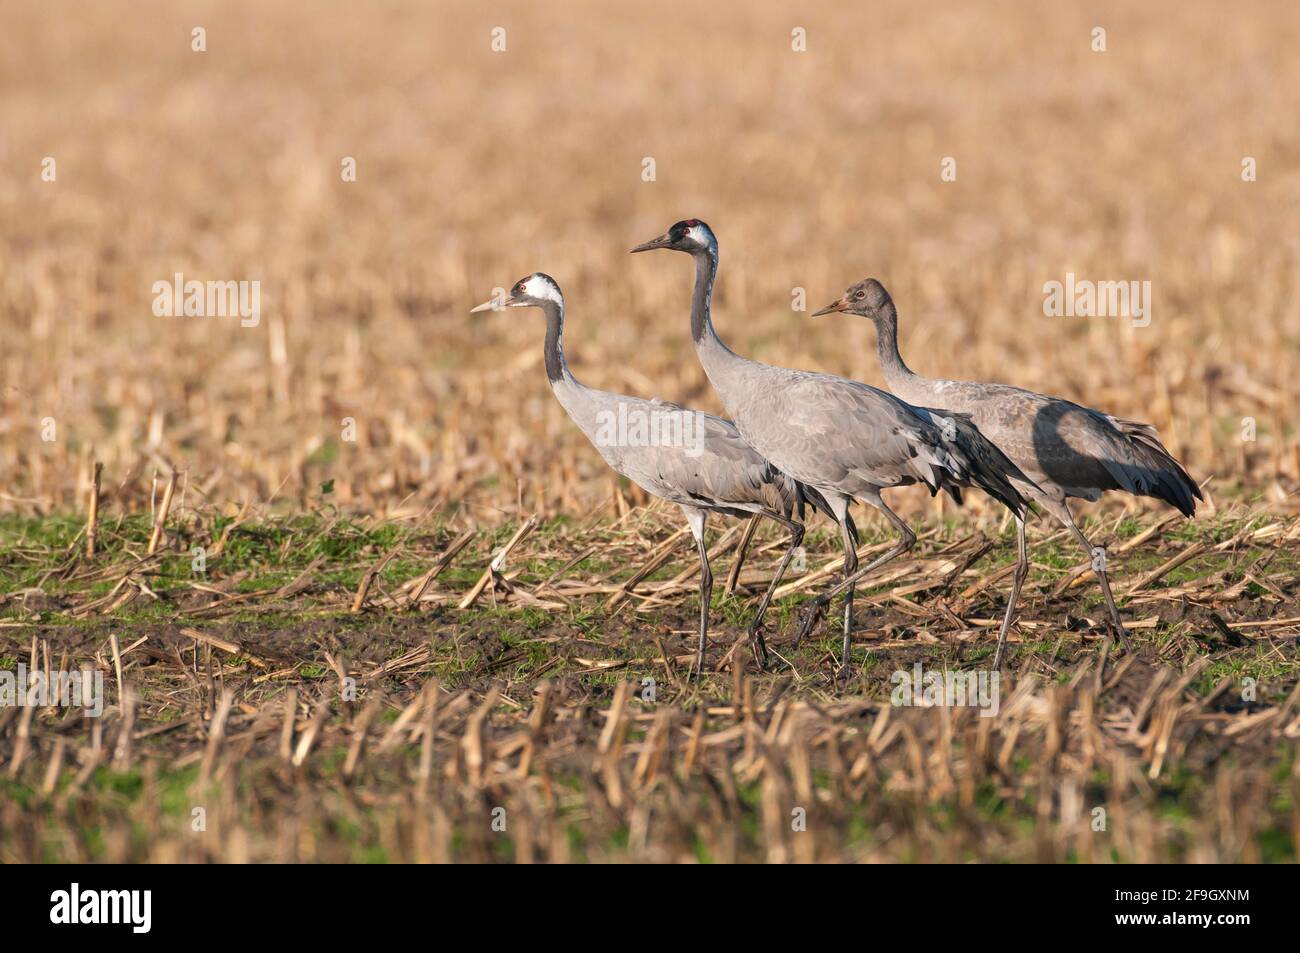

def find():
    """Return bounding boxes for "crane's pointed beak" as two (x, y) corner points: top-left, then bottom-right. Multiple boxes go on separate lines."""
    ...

(811, 297), (846, 316)
(470, 295), (512, 314)
(630, 232), (672, 253)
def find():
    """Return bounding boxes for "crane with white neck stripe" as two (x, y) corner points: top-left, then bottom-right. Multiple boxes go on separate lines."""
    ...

(632, 221), (1035, 675)
(471, 272), (843, 676)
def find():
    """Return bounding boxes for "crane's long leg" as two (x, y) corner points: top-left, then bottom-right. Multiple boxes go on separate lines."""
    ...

(838, 519), (859, 675)
(795, 494), (916, 675)
(742, 510), (805, 671)
(1047, 500), (1132, 652)
(726, 514), (762, 594)
(681, 507), (712, 679)
(991, 514), (1029, 669)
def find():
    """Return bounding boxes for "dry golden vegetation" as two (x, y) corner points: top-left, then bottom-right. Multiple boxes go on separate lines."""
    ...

(1, 0), (1298, 519)
(1, 0), (1299, 863)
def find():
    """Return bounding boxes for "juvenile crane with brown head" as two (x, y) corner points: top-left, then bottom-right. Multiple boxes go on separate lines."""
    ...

(814, 277), (1202, 666)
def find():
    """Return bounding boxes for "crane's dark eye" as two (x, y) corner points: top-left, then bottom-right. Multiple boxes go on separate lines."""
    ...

(856, 290), (866, 299)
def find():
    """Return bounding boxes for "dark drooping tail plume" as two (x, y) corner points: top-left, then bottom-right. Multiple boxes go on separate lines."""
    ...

(1103, 418), (1203, 518)
(920, 409), (1037, 518)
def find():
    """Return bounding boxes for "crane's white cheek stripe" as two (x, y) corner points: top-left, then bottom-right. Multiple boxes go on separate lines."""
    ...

(523, 276), (564, 307)
(685, 226), (719, 255)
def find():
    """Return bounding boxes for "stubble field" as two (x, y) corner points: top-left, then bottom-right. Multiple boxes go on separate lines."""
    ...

(1, 0), (1298, 862)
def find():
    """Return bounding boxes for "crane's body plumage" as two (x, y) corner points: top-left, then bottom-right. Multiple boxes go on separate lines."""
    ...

(880, 373), (1200, 517)
(817, 275), (1203, 666)
(555, 385), (815, 523)
(474, 271), (829, 674)
(633, 221), (1033, 673)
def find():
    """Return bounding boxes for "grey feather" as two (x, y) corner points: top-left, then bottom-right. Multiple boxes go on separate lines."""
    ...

(696, 343), (1033, 519)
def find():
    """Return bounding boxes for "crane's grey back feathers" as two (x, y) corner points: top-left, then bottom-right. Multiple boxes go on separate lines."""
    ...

(697, 351), (1031, 519)
(884, 374), (1201, 517)
(531, 281), (829, 523)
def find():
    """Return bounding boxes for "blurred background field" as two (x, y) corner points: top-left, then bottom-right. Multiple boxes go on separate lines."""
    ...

(1, 0), (1298, 526)
(2, 0), (1300, 866)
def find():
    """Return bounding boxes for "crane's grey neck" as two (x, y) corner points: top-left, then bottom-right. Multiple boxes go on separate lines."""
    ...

(691, 246), (735, 358)
(541, 300), (573, 386)
(535, 298), (605, 437)
(873, 302), (914, 383)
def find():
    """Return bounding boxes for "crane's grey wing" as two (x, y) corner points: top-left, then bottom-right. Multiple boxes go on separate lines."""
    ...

(744, 375), (952, 494)
(951, 383), (1200, 515)
(561, 391), (816, 518)
(630, 412), (806, 517)
(920, 381), (1116, 494)
(1071, 411), (1202, 516)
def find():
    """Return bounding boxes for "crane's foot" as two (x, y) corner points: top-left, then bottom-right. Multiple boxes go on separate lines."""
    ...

(1098, 605), (1134, 653)
(688, 649), (706, 682)
(833, 659), (854, 682)
(747, 625), (770, 672)
(794, 596), (831, 645)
